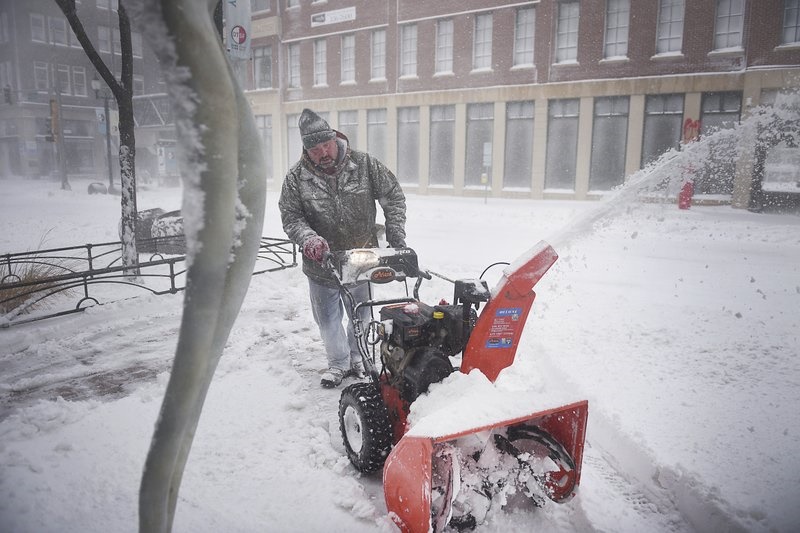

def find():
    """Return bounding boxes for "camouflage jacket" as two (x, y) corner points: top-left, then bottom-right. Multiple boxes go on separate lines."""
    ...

(278, 135), (407, 286)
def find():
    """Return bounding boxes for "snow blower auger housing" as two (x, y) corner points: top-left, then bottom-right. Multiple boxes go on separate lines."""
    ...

(326, 243), (588, 533)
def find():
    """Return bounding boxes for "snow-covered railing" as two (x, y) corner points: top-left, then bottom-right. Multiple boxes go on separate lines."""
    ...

(0, 236), (296, 328)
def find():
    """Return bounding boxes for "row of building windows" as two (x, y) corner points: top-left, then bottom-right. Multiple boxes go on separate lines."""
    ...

(28, 12), (143, 57)
(271, 0), (800, 91)
(27, 61), (147, 97)
(253, 92), (750, 193)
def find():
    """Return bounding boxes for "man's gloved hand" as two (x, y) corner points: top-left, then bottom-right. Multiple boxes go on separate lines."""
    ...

(302, 235), (329, 262)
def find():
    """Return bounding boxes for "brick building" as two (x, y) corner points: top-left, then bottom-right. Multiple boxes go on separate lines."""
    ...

(0, 0), (176, 185)
(245, 0), (800, 207)
(1, 0), (798, 207)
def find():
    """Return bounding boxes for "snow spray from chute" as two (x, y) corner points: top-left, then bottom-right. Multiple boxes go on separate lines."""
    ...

(545, 93), (800, 252)
(544, 138), (712, 251)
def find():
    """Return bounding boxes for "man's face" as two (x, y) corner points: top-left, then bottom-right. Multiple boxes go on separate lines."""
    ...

(307, 138), (338, 168)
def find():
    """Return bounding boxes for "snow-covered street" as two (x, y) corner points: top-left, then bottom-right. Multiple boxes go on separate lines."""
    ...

(1, 177), (799, 532)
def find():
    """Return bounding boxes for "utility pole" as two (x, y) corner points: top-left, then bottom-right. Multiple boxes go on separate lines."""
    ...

(104, 94), (114, 192)
(92, 77), (115, 192)
(52, 86), (70, 191)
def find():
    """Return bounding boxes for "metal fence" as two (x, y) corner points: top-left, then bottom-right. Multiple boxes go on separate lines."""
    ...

(1, 236), (297, 328)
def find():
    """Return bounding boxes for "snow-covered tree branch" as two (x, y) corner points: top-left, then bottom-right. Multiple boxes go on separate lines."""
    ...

(128, 0), (267, 531)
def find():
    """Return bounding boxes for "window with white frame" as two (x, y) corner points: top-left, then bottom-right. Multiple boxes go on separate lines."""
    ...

(338, 110), (358, 146)
(113, 28), (121, 54)
(49, 17), (68, 46)
(400, 24), (417, 77)
(97, 0), (119, 10)
(430, 105), (455, 186)
(287, 112), (301, 160)
(57, 64), (71, 94)
(641, 93), (684, 166)
(696, 91), (741, 194)
(132, 31), (142, 58)
(371, 29), (386, 80)
(367, 108), (388, 163)
(783, 0), (800, 44)
(0, 12), (8, 43)
(436, 19), (454, 74)
(288, 43), (300, 88)
(133, 75), (144, 96)
(514, 8), (535, 67)
(397, 107), (420, 185)
(545, 98), (580, 189)
(590, 96), (629, 190)
(34, 61), (49, 90)
(714, 0), (744, 49)
(314, 39), (327, 86)
(555, 2), (579, 63)
(657, 0), (684, 53)
(465, 103), (494, 186)
(341, 34), (355, 83)
(255, 114), (273, 180)
(473, 13), (493, 70)
(254, 46), (272, 88)
(31, 14), (46, 43)
(72, 66), (87, 96)
(98, 26), (110, 53)
(0, 62), (12, 92)
(604, 0), (630, 58)
(252, 0), (271, 12)
(287, 0), (299, 8)
(504, 101), (535, 189)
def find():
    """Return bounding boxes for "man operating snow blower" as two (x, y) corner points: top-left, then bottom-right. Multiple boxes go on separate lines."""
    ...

(279, 108), (408, 388)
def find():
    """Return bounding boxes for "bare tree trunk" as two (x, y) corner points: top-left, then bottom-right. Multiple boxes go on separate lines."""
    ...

(117, 3), (139, 276)
(131, 0), (267, 531)
(55, 0), (139, 274)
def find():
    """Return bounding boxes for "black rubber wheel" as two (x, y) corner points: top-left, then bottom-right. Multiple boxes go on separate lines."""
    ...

(338, 382), (393, 473)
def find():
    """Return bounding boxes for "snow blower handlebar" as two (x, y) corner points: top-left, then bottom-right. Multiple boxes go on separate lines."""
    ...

(324, 248), (431, 382)
(325, 247), (425, 284)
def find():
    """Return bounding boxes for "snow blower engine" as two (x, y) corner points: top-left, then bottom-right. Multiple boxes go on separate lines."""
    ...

(326, 245), (588, 533)
(377, 276), (491, 404)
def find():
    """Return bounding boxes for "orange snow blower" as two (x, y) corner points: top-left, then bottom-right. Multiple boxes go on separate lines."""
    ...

(327, 242), (588, 532)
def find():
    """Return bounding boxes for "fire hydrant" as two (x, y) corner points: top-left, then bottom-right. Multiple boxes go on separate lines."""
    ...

(678, 180), (694, 210)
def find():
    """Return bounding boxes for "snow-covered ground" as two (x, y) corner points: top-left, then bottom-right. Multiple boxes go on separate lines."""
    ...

(1, 172), (799, 532)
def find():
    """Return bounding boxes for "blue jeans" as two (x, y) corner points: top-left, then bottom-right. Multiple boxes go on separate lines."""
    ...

(308, 278), (371, 371)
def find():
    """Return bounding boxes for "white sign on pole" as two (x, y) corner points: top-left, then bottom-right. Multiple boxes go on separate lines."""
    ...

(224, 0), (251, 60)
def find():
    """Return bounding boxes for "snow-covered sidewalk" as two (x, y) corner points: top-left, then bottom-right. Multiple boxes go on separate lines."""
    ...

(1, 179), (799, 532)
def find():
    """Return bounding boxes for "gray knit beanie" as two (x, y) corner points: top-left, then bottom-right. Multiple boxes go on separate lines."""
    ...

(298, 108), (336, 149)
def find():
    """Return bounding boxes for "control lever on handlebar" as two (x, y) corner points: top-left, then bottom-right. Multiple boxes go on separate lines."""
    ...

(322, 251), (342, 284)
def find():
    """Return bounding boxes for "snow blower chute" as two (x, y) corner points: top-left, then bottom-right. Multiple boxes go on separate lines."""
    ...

(327, 242), (588, 532)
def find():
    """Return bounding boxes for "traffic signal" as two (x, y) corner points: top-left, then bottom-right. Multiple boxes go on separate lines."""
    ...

(3, 85), (11, 104)
(49, 98), (59, 133)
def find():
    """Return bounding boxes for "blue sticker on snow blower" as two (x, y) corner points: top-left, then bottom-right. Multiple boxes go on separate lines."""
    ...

(485, 307), (522, 349)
